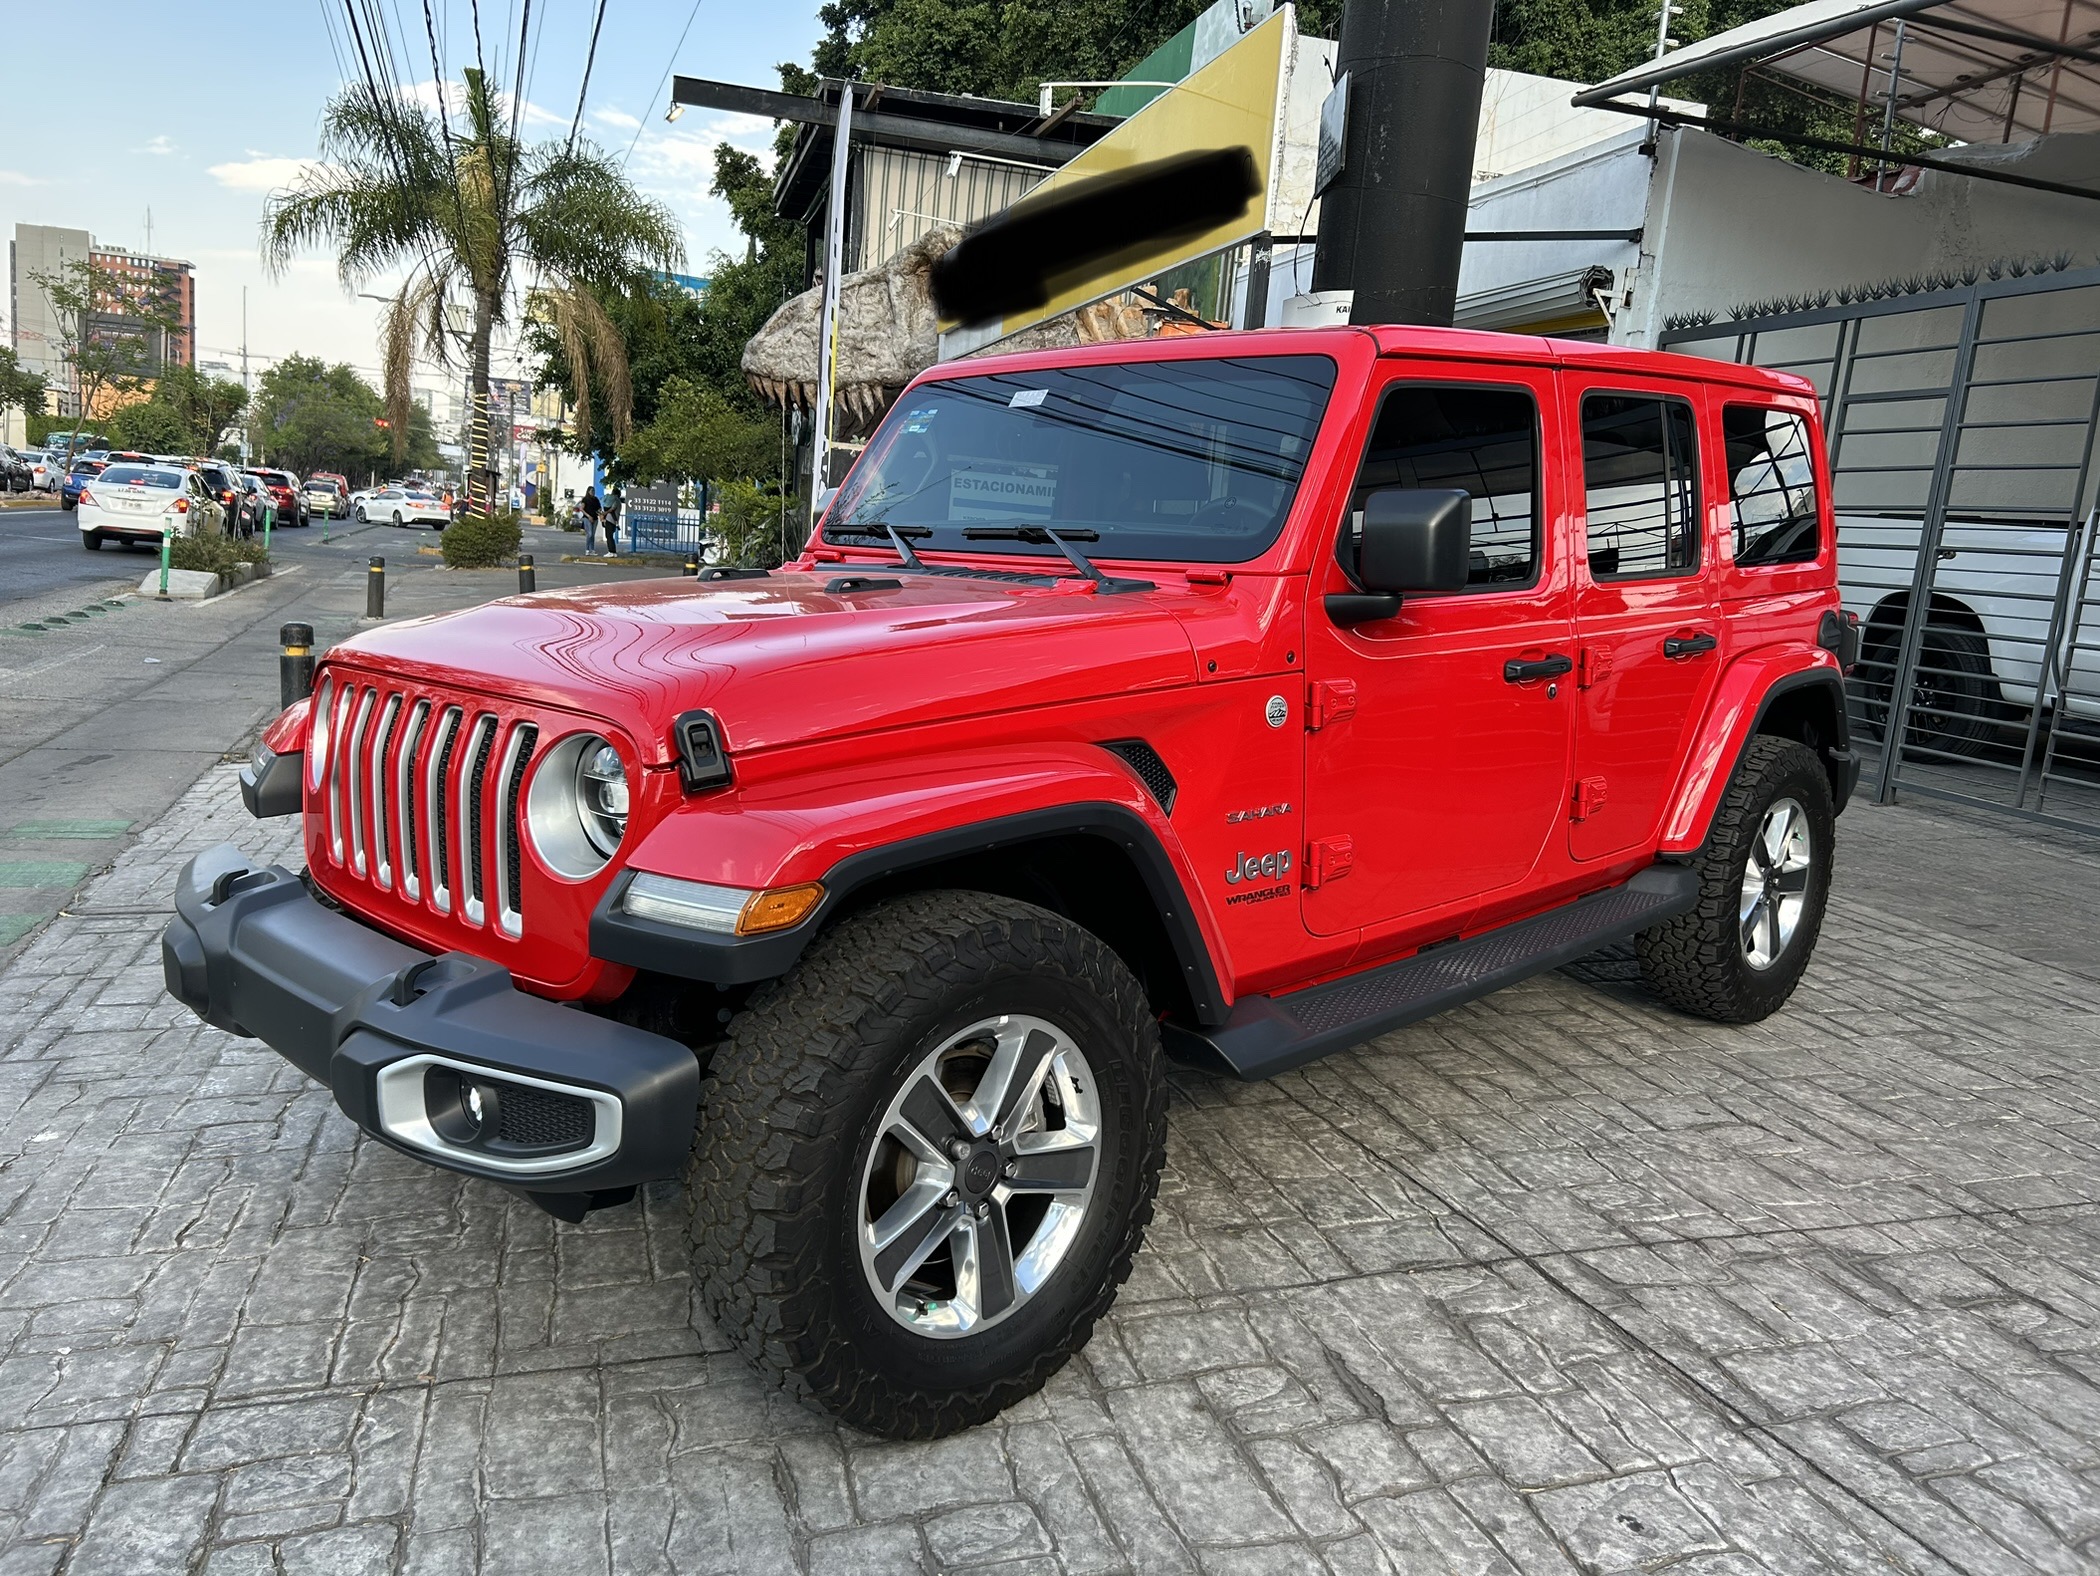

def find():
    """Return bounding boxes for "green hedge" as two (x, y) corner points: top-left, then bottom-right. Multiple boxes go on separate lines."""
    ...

(442, 509), (523, 568)
(168, 534), (270, 576)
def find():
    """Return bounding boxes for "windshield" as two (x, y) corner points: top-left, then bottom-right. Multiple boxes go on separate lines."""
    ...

(101, 466), (180, 488)
(826, 354), (1338, 565)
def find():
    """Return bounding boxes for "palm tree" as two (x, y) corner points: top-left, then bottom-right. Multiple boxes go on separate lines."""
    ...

(263, 67), (682, 509)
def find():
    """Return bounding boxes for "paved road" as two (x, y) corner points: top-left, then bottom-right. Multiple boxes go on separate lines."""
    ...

(0, 772), (2096, 1574)
(0, 503), (136, 615)
(0, 518), (659, 963)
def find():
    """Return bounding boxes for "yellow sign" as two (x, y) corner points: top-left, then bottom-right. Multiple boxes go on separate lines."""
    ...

(952, 9), (1295, 351)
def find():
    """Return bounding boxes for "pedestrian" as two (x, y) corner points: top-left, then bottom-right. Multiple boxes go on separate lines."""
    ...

(580, 486), (604, 553)
(605, 482), (625, 555)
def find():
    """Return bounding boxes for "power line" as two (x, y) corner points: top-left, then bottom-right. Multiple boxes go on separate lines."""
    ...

(569, 0), (610, 152)
(622, 0), (705, 168)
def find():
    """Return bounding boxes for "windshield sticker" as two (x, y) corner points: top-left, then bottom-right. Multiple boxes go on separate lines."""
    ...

(1009, 389), (1049, 408)
(948, 465), (1056, 521)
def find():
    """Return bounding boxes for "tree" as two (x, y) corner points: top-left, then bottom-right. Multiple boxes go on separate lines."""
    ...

(103, 365), (248, 457)
(0, 348), (45, 432)
(619, 377), (779, 488)
(250, 354), (390, 479)
(29, 256), (177, 459)
(527, 273), (709, 467)
(262, 67), (683, 511)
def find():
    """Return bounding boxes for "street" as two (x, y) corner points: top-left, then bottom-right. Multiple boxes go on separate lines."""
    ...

(0, 504), (135, 616)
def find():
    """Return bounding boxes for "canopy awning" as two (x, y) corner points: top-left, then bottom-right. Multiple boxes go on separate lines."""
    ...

(1574, 0), (2100, 142)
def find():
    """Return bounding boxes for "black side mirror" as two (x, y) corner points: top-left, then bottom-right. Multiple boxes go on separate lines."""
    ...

(1327, 487), (1473, 626)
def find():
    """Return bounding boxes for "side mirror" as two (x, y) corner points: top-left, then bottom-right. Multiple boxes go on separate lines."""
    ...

(1327, 487), (1473, 627)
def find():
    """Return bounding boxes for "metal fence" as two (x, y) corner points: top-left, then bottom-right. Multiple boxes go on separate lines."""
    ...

(1664, 264), (2100, 834)
(623, 505), (712, 555)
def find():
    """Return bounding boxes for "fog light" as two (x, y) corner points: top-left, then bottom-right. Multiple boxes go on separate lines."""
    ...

(465, 1082), (486, 1127)
(425, 1064), (499, 1146)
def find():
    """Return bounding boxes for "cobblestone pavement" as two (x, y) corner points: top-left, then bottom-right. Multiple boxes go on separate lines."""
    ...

(1, 775), (2097, 1574)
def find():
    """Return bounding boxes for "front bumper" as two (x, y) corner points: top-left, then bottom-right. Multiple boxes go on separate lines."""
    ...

(163, 844), (699, 1201)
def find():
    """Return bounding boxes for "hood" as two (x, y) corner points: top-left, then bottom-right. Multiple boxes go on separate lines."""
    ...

(327, 569), (1201, 765)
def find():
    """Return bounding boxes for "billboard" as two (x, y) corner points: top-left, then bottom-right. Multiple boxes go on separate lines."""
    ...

(939, 8), (1300, 356)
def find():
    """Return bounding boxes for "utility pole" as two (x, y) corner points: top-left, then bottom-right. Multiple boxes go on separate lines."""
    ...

(240, 286), (250, 464)
(810, 81), (854, 524)
(1311, 0), (1496, 326)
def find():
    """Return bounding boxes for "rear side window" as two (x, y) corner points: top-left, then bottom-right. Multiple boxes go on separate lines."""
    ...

(1724, 405), (1821, 567)
(1581, 393), (1699, 578)
(100, 466), (179, 488)
(1344, 384), (1540, 589)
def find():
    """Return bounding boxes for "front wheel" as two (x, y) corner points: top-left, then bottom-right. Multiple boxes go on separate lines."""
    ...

(1637, 735), (1835, 1023)
(689, 891), (1166, 1439)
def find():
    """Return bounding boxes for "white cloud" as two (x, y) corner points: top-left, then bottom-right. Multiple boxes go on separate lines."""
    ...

(707, 112), (777, 138)
(0, 170), (42, 186)
(591, 107), (642, 130)
(209, 155), (328, 193)
(135, 134), (176, 157)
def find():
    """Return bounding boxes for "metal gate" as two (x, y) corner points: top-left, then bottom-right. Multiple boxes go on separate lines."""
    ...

(1663, 264), (2100, 834)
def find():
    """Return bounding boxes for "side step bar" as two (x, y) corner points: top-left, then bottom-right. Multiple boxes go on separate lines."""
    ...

(1164, 864), (1699, 1081)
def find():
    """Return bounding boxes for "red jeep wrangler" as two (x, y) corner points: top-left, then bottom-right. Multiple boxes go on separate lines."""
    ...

(166, 326), (1859, 1438)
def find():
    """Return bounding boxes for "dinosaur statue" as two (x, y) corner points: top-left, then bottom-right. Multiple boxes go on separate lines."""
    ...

(740, 226), (1156, 435)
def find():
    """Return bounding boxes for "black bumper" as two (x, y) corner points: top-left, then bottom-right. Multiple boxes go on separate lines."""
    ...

(163, 844), (699, 1199)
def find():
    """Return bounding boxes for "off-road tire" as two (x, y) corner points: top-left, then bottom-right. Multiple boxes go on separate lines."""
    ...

(1636, 735), (1834, 1023)
(688, 890), (1167, 1439)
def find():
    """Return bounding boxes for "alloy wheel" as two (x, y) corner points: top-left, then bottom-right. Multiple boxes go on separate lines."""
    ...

(1740, 796), (1812, 970)
(857, 1015), (1101, 1339)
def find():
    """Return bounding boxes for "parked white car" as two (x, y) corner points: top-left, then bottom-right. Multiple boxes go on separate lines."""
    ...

(77, 463), (223, 550)
(29, 450), (65, 492)
(1838, 510), (2100, 751)
(359, 486), (450, 527)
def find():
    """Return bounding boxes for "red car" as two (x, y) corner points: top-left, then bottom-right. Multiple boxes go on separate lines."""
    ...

(243, 467), (307, 527)
(169, 324), (1858, 1438)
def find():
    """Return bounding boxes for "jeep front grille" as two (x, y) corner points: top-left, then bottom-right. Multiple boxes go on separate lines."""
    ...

(320, 681), (541, 935)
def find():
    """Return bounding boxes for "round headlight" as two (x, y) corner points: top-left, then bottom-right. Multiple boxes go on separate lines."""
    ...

(577, 740), (629, 856)
(526, 732), (629, 879)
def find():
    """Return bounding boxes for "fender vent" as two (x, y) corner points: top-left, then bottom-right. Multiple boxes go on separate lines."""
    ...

(1100, 739), (1176, 815)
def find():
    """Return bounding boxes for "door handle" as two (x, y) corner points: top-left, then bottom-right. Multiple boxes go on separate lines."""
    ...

(1504, 653), (1574, 684)
(1663, 631), (1718, 660)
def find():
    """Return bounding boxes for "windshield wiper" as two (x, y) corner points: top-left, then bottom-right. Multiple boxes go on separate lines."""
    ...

(959, 526), (1154, 594)
(827, 521), (931, 569)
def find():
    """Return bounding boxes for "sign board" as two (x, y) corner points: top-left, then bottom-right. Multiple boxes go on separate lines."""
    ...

(941, 8), (1298, 356)
(1314, 70), (1348, 195)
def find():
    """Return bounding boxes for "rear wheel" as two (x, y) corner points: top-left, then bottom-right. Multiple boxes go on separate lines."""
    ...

(1637, 735), (1835, 1023)
(80, 531), (102, 551)
(690, 891), (1165, 1438)
(1858, 618), (1997, 758)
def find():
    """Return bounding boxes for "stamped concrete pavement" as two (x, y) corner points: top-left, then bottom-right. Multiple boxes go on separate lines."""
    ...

(0, 772), (2095, 1574)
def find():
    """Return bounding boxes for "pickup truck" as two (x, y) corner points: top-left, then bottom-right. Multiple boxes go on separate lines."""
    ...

(165, 324), (1859, 1438)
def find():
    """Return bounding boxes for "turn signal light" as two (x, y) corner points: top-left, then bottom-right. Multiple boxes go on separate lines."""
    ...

(737, 883), (825, 935)
(76, 488), (94, 508)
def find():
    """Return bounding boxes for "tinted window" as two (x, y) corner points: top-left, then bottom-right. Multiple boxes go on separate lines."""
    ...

(1724, 405), (1821, 566)
(99, 466), (180, 488)
(828, 355), (1338, 564)
(1581, 394), (1699, 578)
(1343, 384), (1539, 590)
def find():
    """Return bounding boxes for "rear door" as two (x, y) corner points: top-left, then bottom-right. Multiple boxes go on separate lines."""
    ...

(1302, 361), (1575, 938)
(1564, 377), (1723, 863)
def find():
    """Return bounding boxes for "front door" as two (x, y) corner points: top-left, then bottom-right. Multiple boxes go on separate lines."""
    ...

(1564, 381), (1723, 863)
(1303, 367), (1575, 939)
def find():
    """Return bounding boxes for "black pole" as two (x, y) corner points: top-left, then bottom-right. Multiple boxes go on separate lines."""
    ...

(1312, 0), (1495, 326)
(518, 553), (536, 593)
(366, 557), (385, 619)
(279, 622), (315, 709)
(684, 550), (699, 578)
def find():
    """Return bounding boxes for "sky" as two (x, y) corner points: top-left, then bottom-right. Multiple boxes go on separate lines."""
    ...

(0, 0), (827, 391)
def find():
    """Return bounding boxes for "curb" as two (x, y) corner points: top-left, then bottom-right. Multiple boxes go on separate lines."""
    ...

(135, 561), (275, 602)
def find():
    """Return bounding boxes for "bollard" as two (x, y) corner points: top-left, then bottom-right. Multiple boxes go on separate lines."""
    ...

(684, 551), (699, 578)
(280, 623), (315, 709)
(263, 506), (272, 554)
(366, 557), (385, 619)
(157, 525), (174, 600)
(518, 554), (536, 594)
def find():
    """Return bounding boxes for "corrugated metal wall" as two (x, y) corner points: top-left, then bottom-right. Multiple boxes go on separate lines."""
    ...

(849, 149), (1047, 272)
